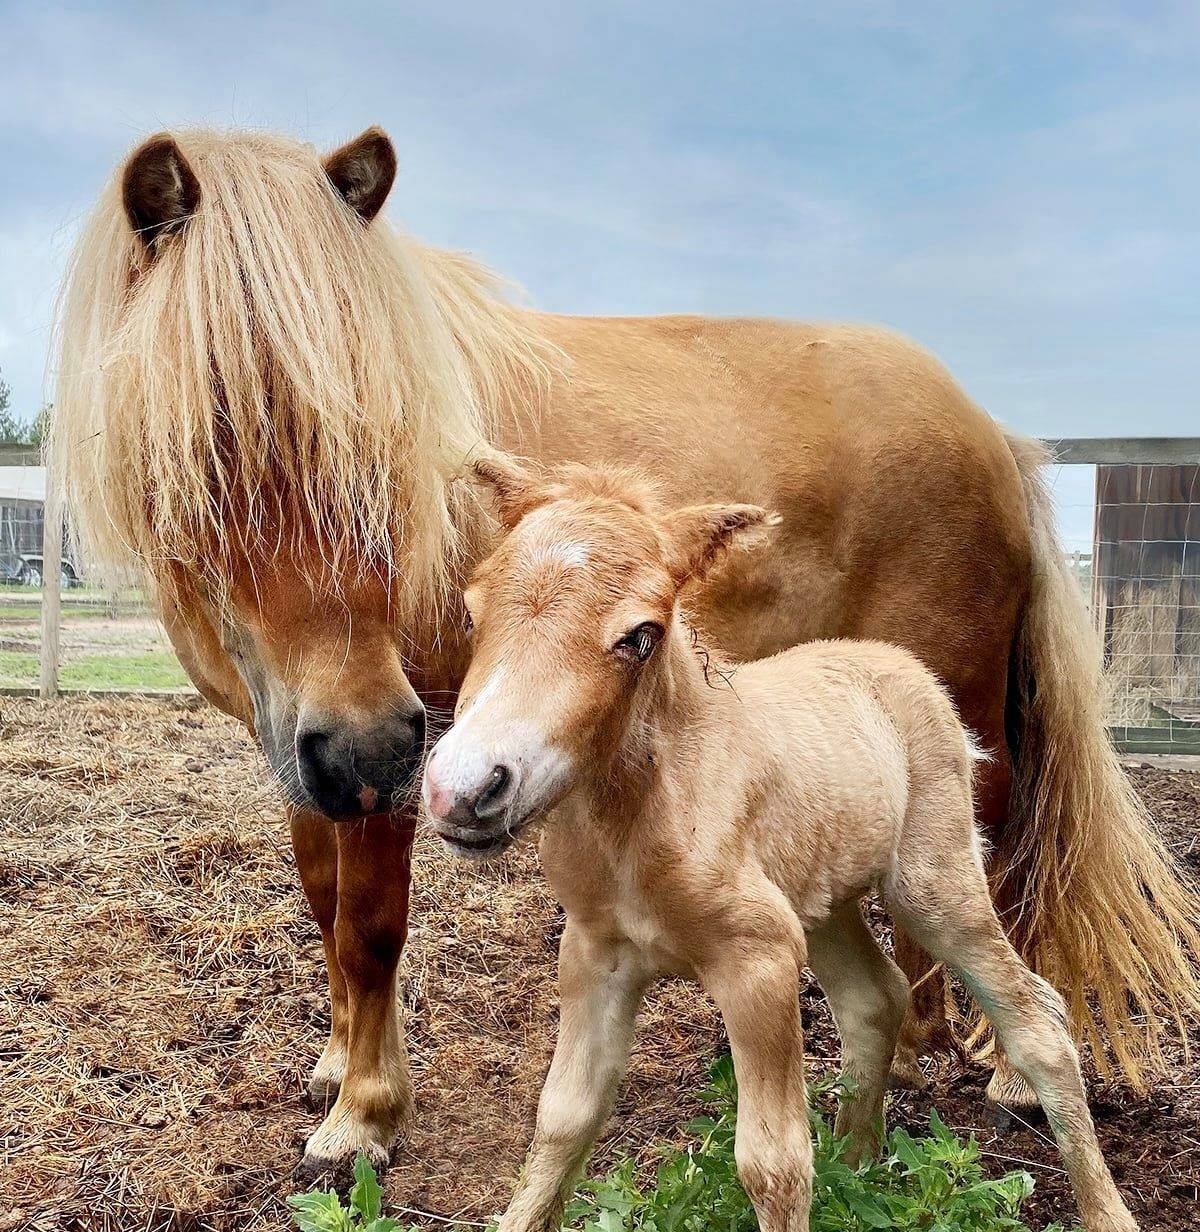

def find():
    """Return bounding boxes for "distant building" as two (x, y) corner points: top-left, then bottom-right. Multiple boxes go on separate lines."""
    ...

(0, 464), (47, 568)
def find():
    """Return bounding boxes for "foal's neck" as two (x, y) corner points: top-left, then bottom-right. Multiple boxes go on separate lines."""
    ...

(590, 618), (735, 818)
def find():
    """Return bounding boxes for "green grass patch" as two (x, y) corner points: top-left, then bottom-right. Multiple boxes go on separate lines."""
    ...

(0, 649), (190, 690)
(0, 605), (112, 620)
(0, 650), (38, 685)
(291, 1058), (1068, 1232)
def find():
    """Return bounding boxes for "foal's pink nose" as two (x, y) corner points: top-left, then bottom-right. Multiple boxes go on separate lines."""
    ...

(424, 768), (455, 821)
(424, 761), (515, 827)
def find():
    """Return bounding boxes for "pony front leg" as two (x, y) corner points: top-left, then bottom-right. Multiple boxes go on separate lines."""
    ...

(703, 941), (812, 1232)
(302, 812), (416, 1172)
(499, 924), (650, 1232)
(290, 807), (349, 1108)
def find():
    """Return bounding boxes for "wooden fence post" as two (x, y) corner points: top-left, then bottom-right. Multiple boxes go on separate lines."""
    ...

(38, 473), (63, 699)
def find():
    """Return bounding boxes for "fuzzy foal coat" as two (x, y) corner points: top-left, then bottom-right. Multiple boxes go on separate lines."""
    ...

(431, 473), (1136, 1231)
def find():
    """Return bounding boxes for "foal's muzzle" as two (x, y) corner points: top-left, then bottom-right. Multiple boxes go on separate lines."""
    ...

(422, 760), (524, 857)
(294, 703), (426, 820)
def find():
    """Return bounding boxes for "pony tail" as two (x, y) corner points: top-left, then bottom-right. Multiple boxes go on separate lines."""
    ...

(1000, 429), (1200, 1086)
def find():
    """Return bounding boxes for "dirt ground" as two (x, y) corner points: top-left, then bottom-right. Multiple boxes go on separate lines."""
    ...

(0, 607), (172, 660)
(0, 697), (1197, 1232)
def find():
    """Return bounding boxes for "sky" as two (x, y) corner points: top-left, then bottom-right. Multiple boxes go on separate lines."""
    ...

(1, 0), (1197, 548)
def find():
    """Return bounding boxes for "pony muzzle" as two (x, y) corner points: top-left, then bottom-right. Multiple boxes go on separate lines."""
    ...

(294, 703), (427, 820)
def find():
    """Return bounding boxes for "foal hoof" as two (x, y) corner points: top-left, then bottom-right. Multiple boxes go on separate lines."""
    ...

(888, 1054), (930, 1091)
(985, 1099), (1047, 1133)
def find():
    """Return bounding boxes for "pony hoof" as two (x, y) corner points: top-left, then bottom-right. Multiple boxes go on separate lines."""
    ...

(985, 1099), (1047, 1133)
(293, 1147), (390, 1190)
(302, 1104), (397, 1179)
(293, 1153), (338, 1187)
(985, 1063), (1043, 1131)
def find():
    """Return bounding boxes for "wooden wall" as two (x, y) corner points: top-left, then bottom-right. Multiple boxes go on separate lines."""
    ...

(1094, 464), (1200, 720)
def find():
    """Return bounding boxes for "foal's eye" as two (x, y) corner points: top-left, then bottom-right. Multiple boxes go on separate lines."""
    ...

(462, 609), (474, 635)
(613, 622), (663, 664)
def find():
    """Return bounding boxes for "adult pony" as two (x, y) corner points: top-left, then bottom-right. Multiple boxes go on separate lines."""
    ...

(53, 126), (1200, 1172)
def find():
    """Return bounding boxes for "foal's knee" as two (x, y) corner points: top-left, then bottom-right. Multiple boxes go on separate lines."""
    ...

(736, 1124), (813, 1231)
(880, 960), (911, 1037)
(996, 973), (1084, 1091)
(849, 958), (909, 1066)
(1007, 1021), (1081, 1090)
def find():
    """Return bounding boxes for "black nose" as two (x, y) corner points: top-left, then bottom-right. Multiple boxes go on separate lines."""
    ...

(474, 764), (511, 819)
(294, 704), (426, 820)
(408, 707), (426, 753)
(438, 763), (516, 831)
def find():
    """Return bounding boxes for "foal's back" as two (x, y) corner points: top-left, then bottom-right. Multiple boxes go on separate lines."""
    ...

(733, 638), (980, 922)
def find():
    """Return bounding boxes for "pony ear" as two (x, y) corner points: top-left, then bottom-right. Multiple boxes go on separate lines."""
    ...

(470, 454), (550, 529)
(122, 133), (200, 248)
(323, 127), (397, 223)
(662, 503), (779, 587)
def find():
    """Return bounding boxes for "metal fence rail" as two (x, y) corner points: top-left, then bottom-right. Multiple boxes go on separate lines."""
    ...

(0, 444), (191, 700)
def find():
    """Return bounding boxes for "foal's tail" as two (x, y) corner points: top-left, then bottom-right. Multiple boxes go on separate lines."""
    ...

(1000, 430), (1200, 1086)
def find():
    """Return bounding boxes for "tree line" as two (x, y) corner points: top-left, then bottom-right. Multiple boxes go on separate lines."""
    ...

(0, 370), (48, 447)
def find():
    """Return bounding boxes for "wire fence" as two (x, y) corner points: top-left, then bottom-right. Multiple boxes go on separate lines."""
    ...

(5, 440), (1200, 753)
(0, 448), (189, 698)
(1045, 441), (1200, 755)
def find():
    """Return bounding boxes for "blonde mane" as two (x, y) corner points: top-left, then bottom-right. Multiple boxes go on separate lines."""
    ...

(51, 127), (552, 616)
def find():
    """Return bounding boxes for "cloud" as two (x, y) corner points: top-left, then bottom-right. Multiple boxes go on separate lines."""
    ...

(0, 0), (1195, 444)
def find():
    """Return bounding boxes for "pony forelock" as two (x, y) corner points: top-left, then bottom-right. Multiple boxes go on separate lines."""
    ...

(51, 127), (552, 618)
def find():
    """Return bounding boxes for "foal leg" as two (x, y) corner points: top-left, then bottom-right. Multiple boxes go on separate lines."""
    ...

(966, 739), (1042, 1118)
(808, 905), (909, 1165)
(703, 937), (813, 1232)
(302, 812), (416, 1172)
(984, 867), (1043, 1121)
(890, 737), (1014, 1094)
(499, 924), (650, 1232)
(290, 807), (348, 1108)
(889, 930), (946, 1089)
(889, 853), (1136, 1230)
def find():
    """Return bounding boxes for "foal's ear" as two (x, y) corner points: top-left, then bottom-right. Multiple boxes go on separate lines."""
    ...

(470, 454), (550, 529)
(323, 127), (397, 223)
(122, 134), (200, 248)
(663, 503), (779, 587)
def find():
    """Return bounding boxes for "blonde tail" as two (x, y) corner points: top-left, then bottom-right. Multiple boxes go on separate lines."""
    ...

(1000, 430), (1200, 1086)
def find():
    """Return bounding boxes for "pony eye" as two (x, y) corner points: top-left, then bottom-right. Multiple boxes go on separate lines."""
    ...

(463, 610), (474, 635)
(613, 621), (663, 663)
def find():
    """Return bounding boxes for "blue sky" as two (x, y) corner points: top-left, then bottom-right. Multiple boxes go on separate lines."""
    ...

(1, 1), (1196, 546)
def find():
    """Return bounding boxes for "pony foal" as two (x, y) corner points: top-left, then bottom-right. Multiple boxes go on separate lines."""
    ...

(423, 457), (1137, 1232)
